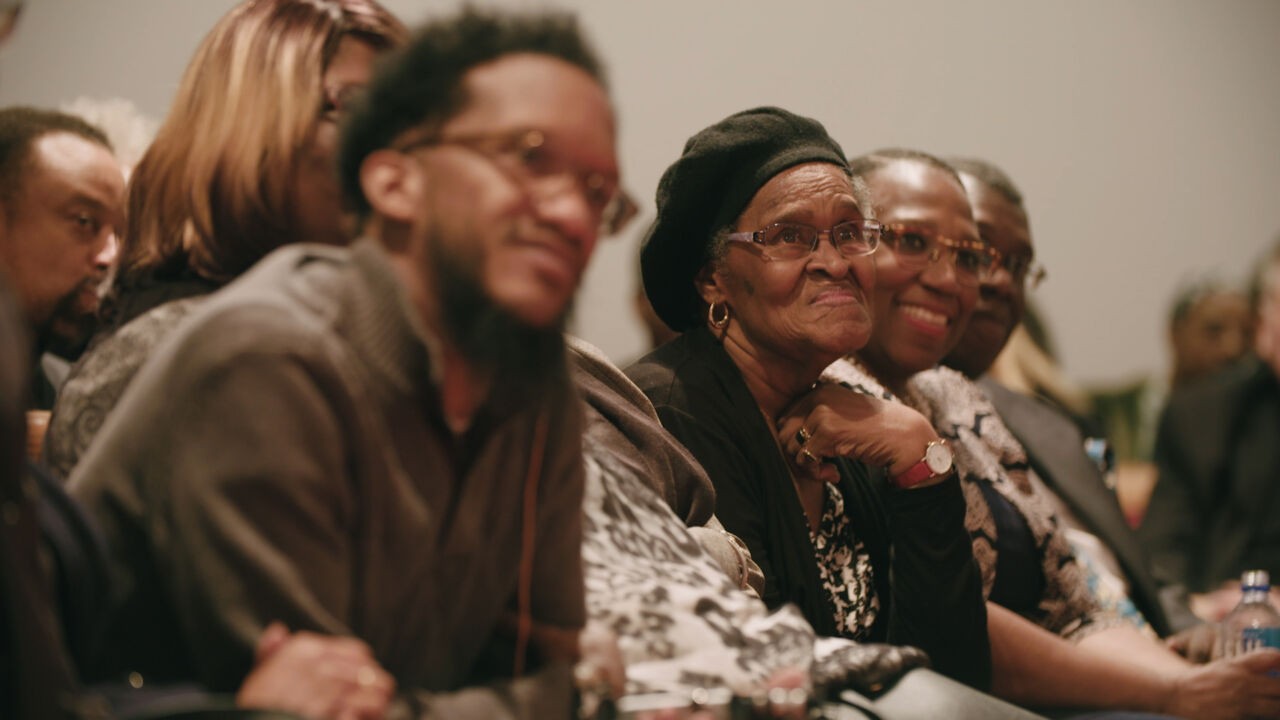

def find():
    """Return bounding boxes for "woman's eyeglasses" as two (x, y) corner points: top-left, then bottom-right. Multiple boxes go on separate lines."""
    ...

(880, 223), (1000, 287)
(725, 220), (882, 262)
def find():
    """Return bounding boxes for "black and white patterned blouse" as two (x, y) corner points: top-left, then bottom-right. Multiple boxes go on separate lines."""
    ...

(823, 358), (1124, 641)
(809, 481), (880, 640)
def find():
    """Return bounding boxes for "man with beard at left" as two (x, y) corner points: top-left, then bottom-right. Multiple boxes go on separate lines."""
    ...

(69, 8), (634, 718)
(0, 107), (122, 412)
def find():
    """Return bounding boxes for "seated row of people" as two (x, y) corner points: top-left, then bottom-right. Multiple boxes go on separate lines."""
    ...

(4, 1), (1279, 718)
(11, 3), (971, 718)
(623, 108), (1280, 717)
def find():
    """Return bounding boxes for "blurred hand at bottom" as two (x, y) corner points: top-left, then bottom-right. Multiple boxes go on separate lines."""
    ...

(236, 621), (395, 720)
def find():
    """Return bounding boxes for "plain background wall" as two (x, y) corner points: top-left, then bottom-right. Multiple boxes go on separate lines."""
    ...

(3, 0), (1277, 386)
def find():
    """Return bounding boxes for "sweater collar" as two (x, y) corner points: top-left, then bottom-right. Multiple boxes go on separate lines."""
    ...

(342, 238), (444, 396)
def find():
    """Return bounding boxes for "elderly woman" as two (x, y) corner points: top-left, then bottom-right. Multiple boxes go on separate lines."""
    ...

(625, 107), (989, 690)
(572, 337), (1054, 719)
(824, 147), (1280, 719)
(44, 0), (406, 479)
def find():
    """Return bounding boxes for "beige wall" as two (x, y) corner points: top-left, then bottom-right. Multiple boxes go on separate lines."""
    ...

(5, 0), (1278, 384)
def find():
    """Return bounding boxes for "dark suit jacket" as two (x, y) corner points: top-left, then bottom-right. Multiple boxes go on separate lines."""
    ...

(1139, 357), (1280, 594)
(979, 377), (1177, 636)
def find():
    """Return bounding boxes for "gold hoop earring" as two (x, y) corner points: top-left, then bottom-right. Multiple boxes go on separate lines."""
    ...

(708, 301), (730, 329)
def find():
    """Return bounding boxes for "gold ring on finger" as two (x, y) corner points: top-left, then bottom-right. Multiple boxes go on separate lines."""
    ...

(796, 427), (812, 445)
(799, 448), (819, 465)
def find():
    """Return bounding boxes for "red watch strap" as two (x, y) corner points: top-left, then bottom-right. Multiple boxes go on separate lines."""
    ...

(891, 460), (935, 489)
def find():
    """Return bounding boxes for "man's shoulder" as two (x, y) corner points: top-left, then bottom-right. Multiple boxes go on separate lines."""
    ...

(141, 245), (364, 381)
(979, 375), (1055, 423)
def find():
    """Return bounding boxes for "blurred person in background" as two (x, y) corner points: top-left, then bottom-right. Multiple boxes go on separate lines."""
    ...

(1142, 239), (1280, 626)
(44, 0), (406, 480)
(0, 107), (123, 414)
(1090, 279), (1253, 505)
(0, 4), (396, 719)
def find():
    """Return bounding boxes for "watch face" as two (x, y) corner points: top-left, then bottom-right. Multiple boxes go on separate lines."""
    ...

(924, 441), (953, 474)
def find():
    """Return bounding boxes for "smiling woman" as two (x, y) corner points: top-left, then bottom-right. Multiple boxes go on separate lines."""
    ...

(626, 107), (991, 692)
(838, 148), (1130, 641)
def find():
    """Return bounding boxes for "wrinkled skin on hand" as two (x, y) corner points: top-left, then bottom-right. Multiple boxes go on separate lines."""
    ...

(776, 383), (939, 480)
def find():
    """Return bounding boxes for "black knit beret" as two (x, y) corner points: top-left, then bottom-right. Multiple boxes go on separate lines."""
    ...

(640, 106), (849, 332)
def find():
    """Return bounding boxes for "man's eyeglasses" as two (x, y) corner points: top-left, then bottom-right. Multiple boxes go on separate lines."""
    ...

(880, 223), (1000, 287)
(995, 252), (1047, 289)
(725, 220), (882, 262)
(394, 128), (638, 237)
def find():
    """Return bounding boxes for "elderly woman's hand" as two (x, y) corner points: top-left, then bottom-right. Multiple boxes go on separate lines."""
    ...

(777, 383), (943, 484)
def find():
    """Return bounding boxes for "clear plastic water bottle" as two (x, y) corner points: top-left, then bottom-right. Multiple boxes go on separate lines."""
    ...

(1220, 569), (1280, 658)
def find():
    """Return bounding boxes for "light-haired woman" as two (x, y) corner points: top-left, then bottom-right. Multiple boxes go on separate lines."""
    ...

(45, 0), (406, 478)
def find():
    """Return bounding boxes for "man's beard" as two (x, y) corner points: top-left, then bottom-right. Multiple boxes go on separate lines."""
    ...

(428, 230), (570, 412)
(37, 276), (105, 359)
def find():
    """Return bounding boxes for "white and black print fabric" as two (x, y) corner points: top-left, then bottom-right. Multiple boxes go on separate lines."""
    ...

(822, 360), (1124, 641)
(809, 482), (879, 641)
(581, 448), (926, 695)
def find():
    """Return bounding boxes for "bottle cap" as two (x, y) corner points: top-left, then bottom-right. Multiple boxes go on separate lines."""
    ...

(1242, 569), (1271, 591)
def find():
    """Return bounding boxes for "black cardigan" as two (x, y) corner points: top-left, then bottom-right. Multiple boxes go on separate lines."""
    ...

(627, 326), (991, 690)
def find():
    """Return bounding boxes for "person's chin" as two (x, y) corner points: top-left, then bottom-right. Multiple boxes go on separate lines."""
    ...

(959, 316), (1012, 357)
(821, 317), (873, 358)
(895, 331), (952, 373)
(492, 279), (574, 331)
(967, 310), (1012, 338)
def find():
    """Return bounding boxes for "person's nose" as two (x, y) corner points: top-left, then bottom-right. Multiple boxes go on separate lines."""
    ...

(805, 230), (851, 278)
(93, 231), (119, 272)
(919, 247), (963, 292)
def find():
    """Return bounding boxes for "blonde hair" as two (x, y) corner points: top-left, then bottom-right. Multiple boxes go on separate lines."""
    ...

(119, 0), (405, 287)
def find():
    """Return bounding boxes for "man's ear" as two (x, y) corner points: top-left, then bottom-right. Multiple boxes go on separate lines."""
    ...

(360, 149), (421, 224)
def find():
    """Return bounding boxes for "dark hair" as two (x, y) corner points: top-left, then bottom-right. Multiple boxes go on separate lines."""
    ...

(947, 156), (1025, 209)
(0, 106), (111, 207)
(1169, 277), (1241, 331)
(848, 147), (963, 188)
(339, 7), (606, 218)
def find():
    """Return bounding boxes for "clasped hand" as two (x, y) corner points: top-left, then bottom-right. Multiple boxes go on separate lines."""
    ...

(775, 383), (942, 482)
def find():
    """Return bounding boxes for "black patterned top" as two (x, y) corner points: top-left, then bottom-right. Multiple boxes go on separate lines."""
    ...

(809, 482), (879, 640)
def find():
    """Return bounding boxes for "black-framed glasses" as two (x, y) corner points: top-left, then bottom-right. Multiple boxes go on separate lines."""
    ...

(394, 127), (638, 237)
(880, 223), (1000, 287)
(996, 252), (1048, 289)
(725, 219), (882, 262)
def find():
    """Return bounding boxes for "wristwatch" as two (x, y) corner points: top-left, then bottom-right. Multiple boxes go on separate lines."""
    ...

(891, 439), (953, 489)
